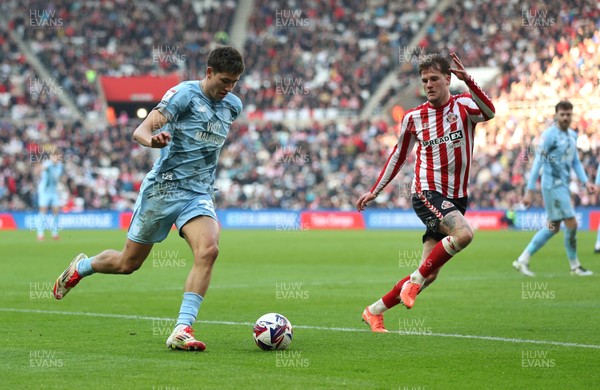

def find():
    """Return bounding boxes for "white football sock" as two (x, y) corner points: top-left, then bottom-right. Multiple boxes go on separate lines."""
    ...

(517, 250), (530, 265)
(368, 299), (388, 315)
(568, 258), (580, 269)
(410, 270), (426, 285)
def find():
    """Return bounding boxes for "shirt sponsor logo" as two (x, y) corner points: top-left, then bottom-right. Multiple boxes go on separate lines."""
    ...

(422, 130), (464, 147)
(206, 122), (222, 133)
(194, 131), (226, 146)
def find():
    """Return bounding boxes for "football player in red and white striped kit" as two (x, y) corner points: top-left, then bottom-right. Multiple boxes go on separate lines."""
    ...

(357, 53), (495, 332)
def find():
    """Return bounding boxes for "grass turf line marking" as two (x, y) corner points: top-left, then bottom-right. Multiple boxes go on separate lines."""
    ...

(3, 307), (600, 350)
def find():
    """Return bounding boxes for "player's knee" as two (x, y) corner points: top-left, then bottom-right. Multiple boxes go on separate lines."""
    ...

(196, 243), (219, 265)
(548, 221), (561, 233)
(454, 227), (474, 249)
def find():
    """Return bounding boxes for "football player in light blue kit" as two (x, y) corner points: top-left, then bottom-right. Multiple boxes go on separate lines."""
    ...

(513, 101), (595, 276)
(36, 152), (63, 240)
(53, 46), (245, 351)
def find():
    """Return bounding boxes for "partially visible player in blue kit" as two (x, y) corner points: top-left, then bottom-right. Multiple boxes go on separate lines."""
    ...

(52, 46), (245, 351)
(36, 152), (63, 241)
(595, 161), (600, 254)
(513, 100), (595, 277)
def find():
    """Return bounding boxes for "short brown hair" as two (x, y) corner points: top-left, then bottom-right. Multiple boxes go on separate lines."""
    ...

(207, 46), (245, 75)
(418, 53), (451, 75)
(555, 100), (573, 113)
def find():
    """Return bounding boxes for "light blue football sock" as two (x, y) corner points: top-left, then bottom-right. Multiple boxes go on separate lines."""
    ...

(595, 226), (600, 250)
(564, 227), (579, 268)
(36, 212), (45, 236)
(525, 228), (555, 256)
(176, 292), (203, 327)
(76, 257), (96, 277)
(51, 214), (59, 236)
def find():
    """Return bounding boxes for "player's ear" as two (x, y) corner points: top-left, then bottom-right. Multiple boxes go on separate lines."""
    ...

(206, 67), (214, 79)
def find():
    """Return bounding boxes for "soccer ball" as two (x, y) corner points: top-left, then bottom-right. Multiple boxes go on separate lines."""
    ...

(253, 313), (293, 350)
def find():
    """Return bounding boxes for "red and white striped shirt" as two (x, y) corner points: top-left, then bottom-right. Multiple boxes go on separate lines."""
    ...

(370, 77), (495, 199)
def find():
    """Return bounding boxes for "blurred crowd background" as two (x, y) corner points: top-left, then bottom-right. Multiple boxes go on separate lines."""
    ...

(1, 0), (599, 211)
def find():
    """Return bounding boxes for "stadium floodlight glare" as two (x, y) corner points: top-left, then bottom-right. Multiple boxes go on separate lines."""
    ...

(136, 108), (148, 119)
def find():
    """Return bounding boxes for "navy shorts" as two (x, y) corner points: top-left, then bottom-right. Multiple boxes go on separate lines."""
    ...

(412, 191), (468, 242)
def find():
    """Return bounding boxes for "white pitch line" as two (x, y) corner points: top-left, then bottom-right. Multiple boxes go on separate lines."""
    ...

(3, 307), (599, 350)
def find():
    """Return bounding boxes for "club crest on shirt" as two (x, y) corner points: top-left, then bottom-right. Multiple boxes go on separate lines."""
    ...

(441, 200), (454, 210)
(418, 123), (431, 132)
(445, 113), (458, 124)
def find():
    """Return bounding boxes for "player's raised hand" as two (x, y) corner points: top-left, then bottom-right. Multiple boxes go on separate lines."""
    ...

(151, 131), (171, 148)
(356, 192), (377, 212)
(449, 52), (470, 81)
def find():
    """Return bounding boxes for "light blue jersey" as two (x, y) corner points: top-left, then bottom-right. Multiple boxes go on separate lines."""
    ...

(37, 160), (63, 207)
(527, 124), (588, 221)
(38, 160), (63, 193)
(148, 80), (243, 194)
(527, 125), (588, 191)
(128, 81), (243, 244)
(596, 161), (600, 186)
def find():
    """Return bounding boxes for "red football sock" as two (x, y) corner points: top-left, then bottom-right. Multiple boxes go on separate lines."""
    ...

(418, 236), (459, 278)
(381, 275), (410, 308)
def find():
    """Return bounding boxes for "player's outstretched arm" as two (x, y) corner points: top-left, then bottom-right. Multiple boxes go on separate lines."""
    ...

(358, 115), (416, 211)
(133, 109), (171, 148)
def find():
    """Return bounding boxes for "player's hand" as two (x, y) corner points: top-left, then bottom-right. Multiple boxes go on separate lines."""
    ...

(586, 183), (596, 194)
(356, 192), (377, 212)
(151, 131), (171, 148)
(449, 52), (470, 81)
(521, 191), (533, 208)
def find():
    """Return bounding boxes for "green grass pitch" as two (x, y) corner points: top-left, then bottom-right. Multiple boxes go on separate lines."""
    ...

(1, 229), (599, 389)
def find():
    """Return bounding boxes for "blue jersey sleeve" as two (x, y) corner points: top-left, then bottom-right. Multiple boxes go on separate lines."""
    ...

(567, 130), (588, 184)
(229, 93), (243, 121)
(526, 130), (553, 191)
(596, 162), (600, 185)
(571, 146), (588, 184)
(155, 83), (192, 121)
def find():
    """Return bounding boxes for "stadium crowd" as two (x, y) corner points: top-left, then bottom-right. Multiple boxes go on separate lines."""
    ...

(7, 0), (236, 116)
(239, 0), (434, 112)
(1, 0), (599, 212)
